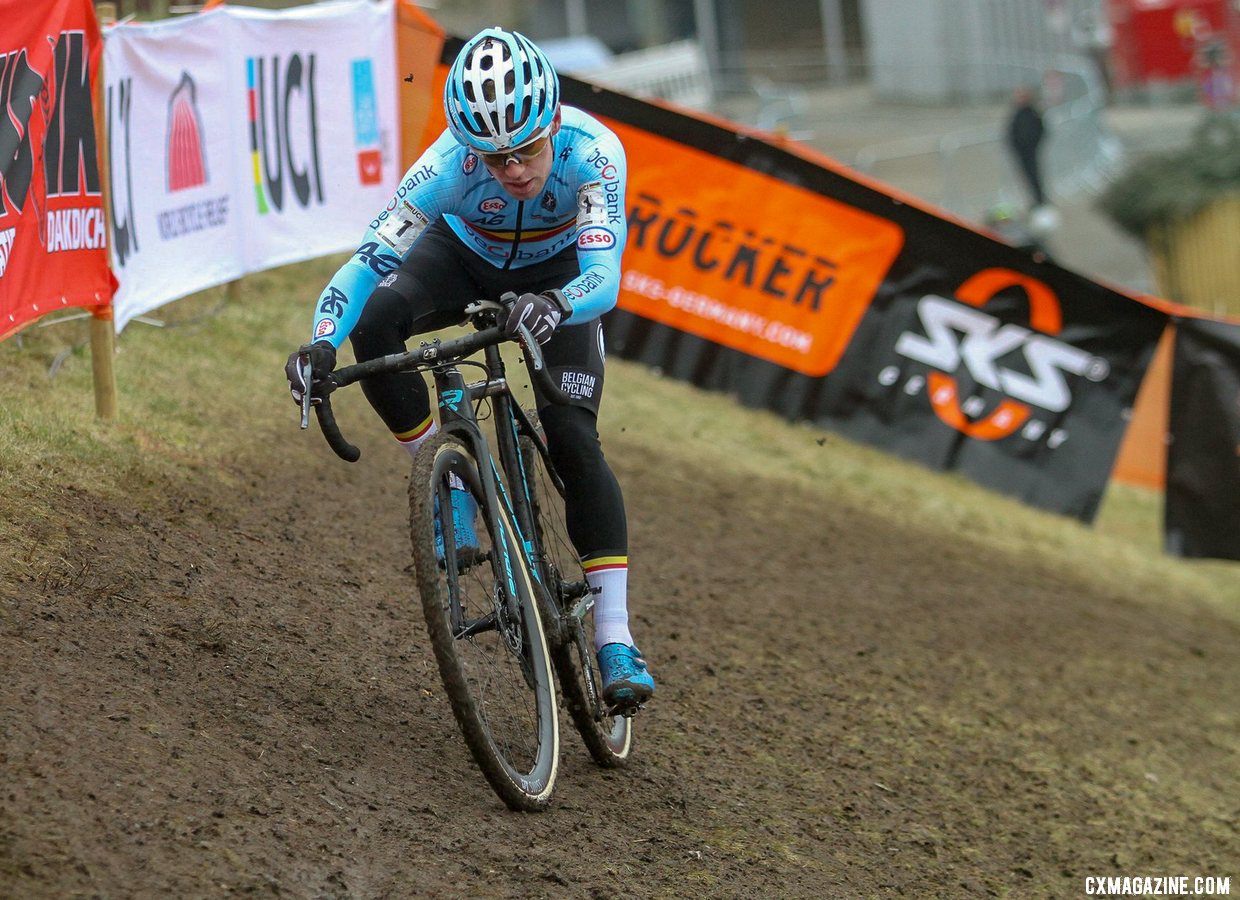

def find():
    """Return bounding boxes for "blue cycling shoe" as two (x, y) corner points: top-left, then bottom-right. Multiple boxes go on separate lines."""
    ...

(434, 479), (480, 563)
(597, 643), (655, 708)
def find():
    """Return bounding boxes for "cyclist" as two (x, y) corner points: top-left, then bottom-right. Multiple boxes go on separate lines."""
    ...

(285, 27), (654, 709)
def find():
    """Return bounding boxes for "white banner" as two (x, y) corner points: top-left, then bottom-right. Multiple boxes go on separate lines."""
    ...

(103, 0), (399, 332)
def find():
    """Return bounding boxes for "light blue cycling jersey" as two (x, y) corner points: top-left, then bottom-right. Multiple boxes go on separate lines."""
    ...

(309, 106), (628, 349)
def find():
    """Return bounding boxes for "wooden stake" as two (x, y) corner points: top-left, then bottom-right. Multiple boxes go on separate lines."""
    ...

(92, 0), (119, 421)
(90, 306), (119, 420)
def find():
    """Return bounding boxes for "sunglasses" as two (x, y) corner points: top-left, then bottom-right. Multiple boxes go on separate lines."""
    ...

(478, 133), (552, 168)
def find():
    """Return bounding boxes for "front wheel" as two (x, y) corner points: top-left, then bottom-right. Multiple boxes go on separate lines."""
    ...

(409, 433), (560, 810)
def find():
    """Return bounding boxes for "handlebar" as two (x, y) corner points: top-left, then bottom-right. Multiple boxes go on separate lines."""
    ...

(309, 320), (573, 463)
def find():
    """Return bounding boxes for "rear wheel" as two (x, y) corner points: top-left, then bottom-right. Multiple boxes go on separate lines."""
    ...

(409, 433), (560, 810)
(520, 433), (632, 767)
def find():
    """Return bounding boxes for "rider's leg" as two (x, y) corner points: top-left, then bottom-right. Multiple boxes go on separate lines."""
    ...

(347, 223), (481, 457)
(538, 402), (631, 649)
(537, 323), (654, 704)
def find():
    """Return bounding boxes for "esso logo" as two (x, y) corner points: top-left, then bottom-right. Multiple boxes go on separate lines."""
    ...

(577, 227), (615, 251)
(463, 154), (478, 175)
(480, 196), (507, 213)
(314, 319), (336, 339)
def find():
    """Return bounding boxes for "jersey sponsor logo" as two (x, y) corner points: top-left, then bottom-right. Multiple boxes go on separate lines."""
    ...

(246, 53), (324, 214)
(463, 153), (478, 175)
(378, 272), (397, 288)
(603, 178), (623, 226)
(355, 240), (401, 277)
(564, 271), (605, 300)
(559, 370), (597, 401)
(541, 190), (556, 211)
(586, 146), (619, 181)
(479, 196), (507, 213)
(314, 318), (336, 339)
(888, 268), (1110, 445)
(369, 165), (437, 230)
(576, 226), (615, 251)
(318, 285), (348, 317)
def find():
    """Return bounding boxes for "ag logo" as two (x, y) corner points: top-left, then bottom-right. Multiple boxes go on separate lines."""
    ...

(888, 268), (1109, 444)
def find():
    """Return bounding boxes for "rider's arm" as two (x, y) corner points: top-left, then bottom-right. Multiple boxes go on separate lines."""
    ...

(559, 131), (628, 323)
(308, 133), (465, 348)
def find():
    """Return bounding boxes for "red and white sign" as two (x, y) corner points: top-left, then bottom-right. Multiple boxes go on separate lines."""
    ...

(0, 0), (114, 340)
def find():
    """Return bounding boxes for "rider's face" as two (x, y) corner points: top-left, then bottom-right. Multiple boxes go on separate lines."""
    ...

(482, 119), (560, 202)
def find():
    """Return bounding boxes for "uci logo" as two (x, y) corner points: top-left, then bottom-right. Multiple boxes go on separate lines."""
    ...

(889, 268), (1110, 443)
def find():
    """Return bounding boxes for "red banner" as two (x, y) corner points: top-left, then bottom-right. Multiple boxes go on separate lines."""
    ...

(0, 0), (113, 341)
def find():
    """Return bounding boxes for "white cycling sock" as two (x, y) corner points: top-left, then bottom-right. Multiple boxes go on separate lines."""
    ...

(584, 557), (632, 651)
(395, 416), (436, 459)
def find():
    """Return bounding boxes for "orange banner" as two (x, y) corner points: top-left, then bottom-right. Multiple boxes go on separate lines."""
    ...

(609, 122), (904, 377)
(395, 0), (446, 169)
(0, 0), (113, 340)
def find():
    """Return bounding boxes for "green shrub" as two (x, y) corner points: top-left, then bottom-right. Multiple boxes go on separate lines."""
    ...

(1098, 113), (1240, 237)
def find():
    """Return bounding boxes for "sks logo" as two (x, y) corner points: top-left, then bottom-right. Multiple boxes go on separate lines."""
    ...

(887, 269), (1109, 445)
(2, 33), (103, 247)
(246, 54), (323, 214)
(166, 72), (207, 192)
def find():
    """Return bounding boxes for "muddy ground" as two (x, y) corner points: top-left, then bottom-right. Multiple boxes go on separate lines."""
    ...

(2, 412), (1237, 898)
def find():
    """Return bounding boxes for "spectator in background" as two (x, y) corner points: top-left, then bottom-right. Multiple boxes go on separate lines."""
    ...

(1005, 85), (1048, 210)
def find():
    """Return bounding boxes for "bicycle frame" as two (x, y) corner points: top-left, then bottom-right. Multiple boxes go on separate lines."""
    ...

(307, 307), (606, 715)
(429, 337), (588, 654)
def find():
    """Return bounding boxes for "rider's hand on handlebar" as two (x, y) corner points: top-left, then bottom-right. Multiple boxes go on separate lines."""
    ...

(284, 340), (337, 406)
(503, 291), (568, 345)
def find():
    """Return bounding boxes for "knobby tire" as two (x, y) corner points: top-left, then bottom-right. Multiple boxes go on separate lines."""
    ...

(409, 433), (560, 810)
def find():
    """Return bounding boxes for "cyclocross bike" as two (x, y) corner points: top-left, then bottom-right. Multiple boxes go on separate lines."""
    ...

(296, 294), (634, 811)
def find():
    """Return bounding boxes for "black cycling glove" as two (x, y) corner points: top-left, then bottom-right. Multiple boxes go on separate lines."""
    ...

(284, 341), (337, 405)
(503, 290), (570, 345)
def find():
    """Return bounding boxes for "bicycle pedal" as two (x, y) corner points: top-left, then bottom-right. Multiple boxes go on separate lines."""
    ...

(605, 699), (644, 719)
(437, 547), (490, 572)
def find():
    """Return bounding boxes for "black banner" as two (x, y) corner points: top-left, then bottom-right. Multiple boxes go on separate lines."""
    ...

(559, 79), (1169, 522)
(1165, 318), (1240, 560)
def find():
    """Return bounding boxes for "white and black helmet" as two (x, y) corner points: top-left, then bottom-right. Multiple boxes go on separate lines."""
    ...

(444, 28), (560, 153)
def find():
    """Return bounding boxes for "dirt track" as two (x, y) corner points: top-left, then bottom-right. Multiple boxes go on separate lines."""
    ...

(3, 411), (1238, 898)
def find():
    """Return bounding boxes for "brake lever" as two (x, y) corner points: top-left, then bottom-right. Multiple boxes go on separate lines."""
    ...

(516, 322), (546, 370)
(298, 353), (313, 429)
